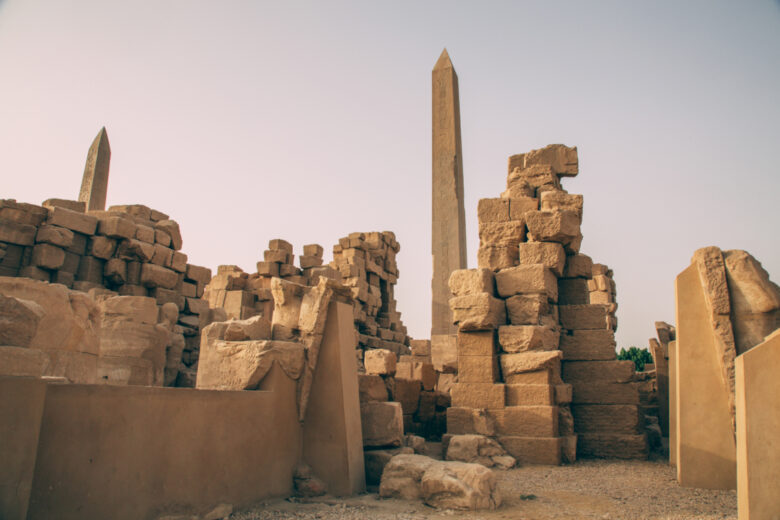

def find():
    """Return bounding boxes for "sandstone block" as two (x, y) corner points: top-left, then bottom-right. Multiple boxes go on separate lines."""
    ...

(140, 263), (178, 289)
(446, 434), (515, 469)
(505, 384), (555, 406)
(498, 325), (559, 353)
(500, 351), (562, 380)
(577, 433), (648, 459)
(396, 359), (436, 390)
(155, 220), (183, 250)
(518, 242), (565, 277)
(104, 258), (127, 286)
(508, 197), (539, 221)
(170, 251), (187, 273)
(185, 263), (212, 285)
(560, 330), (617, 360)
(522, 144), (578, 175)
(117, 238), (154, 262)
(507, 164), (560, 191)
(447, 407), (496, 436)
(449, 293), (506, 331)
(197, 338), (303, 390)
(47, 206), (98, 235)
(458, 354), (499, 383)
(495, 264), (557, 302)
(97, 215), (137, 239)
(497, 436), (562, 465)
(135, 224), (155, 243)
(43, 198), (86, 213)
(477, 245), (517, 271)
(540, 191), (583, 220)
(563, 253), (594, 278)
(303, 243), (323, 257)
(361, 401), (404, 447)
(430, 334), (458, 373)
(558, 278), (590, 305)
(96, 356), (154, 386)
(364, 348), (397, 375)
(457, 331), (495, 356)
(448, 268), (494, 296)
(0, 219), (37, 245)
(108, 204), (152, 220)
(0, 345), (50, 377)
(154, 228), (171, 247)
(31, 243), (65, 270)
(451, 383), (505, 409)
(477, 198), (510, 223)
(100, 295), (158, 325)
(572, 404), (643, 434)
(88, 235), (116, 260)
(505, 294), (549, 326)
(77, 256), (105, 285)
(35, 225), (74, 248)
(491, 405), (559, 436)
(478, 221), (526, 248)
(359, 374), (388, 402)
(393, 378), (422, 414)
(0, 294), (44, 347)
(269, 238), (293, 254)
(501, 182), (534, 199)
(525, 210), (580, 244)
(559, 304), (609, 330)
(572, 382), (640, 404)
(52, 270), (74, 287)
(150, 244), (174, 267)
(505, 369), (558, 385)
(410, 339), (431, 357)
(561, 360), (635, 383)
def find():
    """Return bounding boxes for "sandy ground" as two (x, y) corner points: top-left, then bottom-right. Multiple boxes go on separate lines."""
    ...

(230, 456), (737, 520)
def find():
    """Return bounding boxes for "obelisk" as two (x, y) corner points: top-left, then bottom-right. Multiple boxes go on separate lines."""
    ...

(431, 49), (467, 337)
(78, 127), (111, 211)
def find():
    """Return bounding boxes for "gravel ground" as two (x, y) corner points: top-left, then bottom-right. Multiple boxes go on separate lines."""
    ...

(230, 457), (736, 520)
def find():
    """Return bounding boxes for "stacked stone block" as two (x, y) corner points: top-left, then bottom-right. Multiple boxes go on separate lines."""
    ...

(0, 198), (214, 387)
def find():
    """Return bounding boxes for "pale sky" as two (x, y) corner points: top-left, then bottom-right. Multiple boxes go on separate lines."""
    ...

(1, 1), (779, 350)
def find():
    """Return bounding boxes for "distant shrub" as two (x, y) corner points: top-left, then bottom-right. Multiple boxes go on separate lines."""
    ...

(617, 346), (654, 371)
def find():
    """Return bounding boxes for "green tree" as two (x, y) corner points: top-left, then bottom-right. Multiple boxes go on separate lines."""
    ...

(617, 346), (654, 371)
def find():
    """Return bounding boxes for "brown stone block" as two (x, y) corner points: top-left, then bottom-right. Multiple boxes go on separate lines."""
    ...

(559, 304), (609, 330)
(572, 404), (643, 434)
(571, 382), (640, 404)
(42, 198), (85, 213)
(508, 197), (539, 221)
(88, 235), (116, 260)
(104, 258), (126, 286)
(518, 242), (565, 277)
(506, 370), (558, 385)
(359, 374), (388, 402)
(0, 345), (49, 377)
(416, 391), (437, 422)
(450, 383), (505, 409)
(135, 224), (155, 244)
(151, 244), (174, 267)
(495, 264), (557, 302)
(446, 407), (496, 436)
(409, 339), (431, 357)
(35, 225), (74, 248)
(364, 348), (397, 375)
(563, 253), (593, 278)
(361, 401), (403, 447)
(478, 220), (526, 249)
(76, 255), (104, 284)
(18, 265), (50, 282)
(505, 384), (555, 406)
(501, 351), (562, 380)
(477, 198), (510, 223)
(498, 325), (559, 353)
(525, 210), (580, 245)
(477, 245), (517, 271)
(505, 294), (549, 326)
(96, 215), (137, 240)
(449, 293), (506, 331)
(0, 219), (37, 246)
(154, 228), (171, 247)
(497, 436), (562, 465)
(561, 360), (635, 383)
(491, 405), (558, 436)
(555, 384), (573, 404)
(559, 329), (617, 360)
(116, 239), (154, 262)
(155, 220), (183, 250)
(577, 433), (648, 459)
(458, 354), (499, 383)
(448, 268), (494, 296)
(457, 331), (495, 356)
(540, 191), (583, 221)
(558, 278), (590, 305)
(31, 243), (65, 270)
(52, 270), (74, 288)
(47, 206), (98, 235)
(523, 144), (578, 176)
(140, 263), (178, 290)
(392, 378), (421, 414)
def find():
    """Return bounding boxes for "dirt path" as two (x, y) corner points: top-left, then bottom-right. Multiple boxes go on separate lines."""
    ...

(230, 458), (737, 520)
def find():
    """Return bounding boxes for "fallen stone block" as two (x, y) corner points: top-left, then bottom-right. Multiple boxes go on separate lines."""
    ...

(495, 264), (557, 302)
(361, 401), (404, 447)
(47, 206), (98, 235)
(540, 191), (583, 221)
(563, 253), (594, 278)
(522, 144), (578, 176)
(364, 447), (414, 486)
(36, 225), (74, 248)
(364, 348), (397, 375)
(196, 338), (303, 390)
(140, 263), (178, 290)
(155, 220), (183, 250)
(525, 210), (580, 245)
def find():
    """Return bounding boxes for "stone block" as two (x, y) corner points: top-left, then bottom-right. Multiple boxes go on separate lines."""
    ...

(457, 331), (495, 356)
(508, 197), (539, 221)
(559, 304), (609, 330)
(563, 253), (593, 278)
(47, 206), (98, 235)
(170, 251), (187, 273)
(478, 221), (526, 250)
(558, 278), (590, 305)
(524, 210), (580, 245)
(77, 255), (105, 284)
(572, 404), (643, 434)
(560, 329), (617, 360)
(87, 235), (116, 260)
(497, 436), (562, 465)
(450, 383), (505, 409)
(44, 349), (98, 383)
(52, 270), (74, 287)
(35, 225), (74, 248)
(364, 348), (396, 375)
(505, 294), (549, 325)
(361, 401), (404, 447)
(523, 144), (578, 176)
(135, 225), (155, 243)
(477, 198), (509, 223)
(571, 382), (640, 405)
(495, 264), (557, 302)
(104, 258), (127, 286)
(458, 354), (499, 383)
(446, 407), (496, 436)
(477, 245), (517, 272)
(0, 345), (49, 377)
(107, 204), (152, 220)
(96, 215), (137, 240)
(185, 264), (212, 285)
(448, 268), (494, 296)
(449, 293), (506, 331)
(505, 369), (559, 385)
(518, 242), (565, 277)
(410, 339), (431, 357)
(140, 263), (178, 290)
(561, 360), (635, 383)
(507, 164), (560, 191)
(0, 219), (37, 246)
(358, 374), (388, 402)
(150, 244), (174, 267)
(100, 295), (158, 325)
(491, 405), (558, 436)
(154, 228), (171, 247)
(555, 384), (572, 404)
(500, 351), (562, 381)
(43, 198), (86, 213)
(303, 244), (323, 257)
(540, 191), (583, 221)
(31, 243), (65, 270)
(96, 356), (154, 386)
(155, 220), (182, 250)
(577, 433), (648, 459)
(505, 384), (555, 406)
(501, 182), (534, 199)
(116, 238), (154, 262)
(268, 238), (293, 254)
(393, 378), (422, 414)
(498, 325), (559, 353)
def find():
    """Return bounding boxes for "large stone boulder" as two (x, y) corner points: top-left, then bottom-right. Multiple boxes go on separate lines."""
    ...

(445, 434), (516, 469)
(379, 454), (501, 510)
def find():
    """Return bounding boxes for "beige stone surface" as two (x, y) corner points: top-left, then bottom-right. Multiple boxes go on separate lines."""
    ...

(559, 329), (616, 360)
(563, 253), (593, 278)
(577, 433), (648, 459)
(100, 295), (158, 325)
(540, 191), (583, 221)
(498, 325), (559, 353)
(0, 294), (44, 347)
(497, 436), (562, 465)
(495, 264), (558, 301)
(559, 304), (609, 330)
(358, 374), (388, 402)
(508, 197), (539, 221)
(96, 356), (154, 386)
(431, 49), (467, 338)
(571, 382), (640, 404)
(140, 263), (178, 290)
(449, 293), (506, 331)
(478, 221), (526, 248)
(477, 245), (517, 271)
(477, 198), (510, 223)
(361, 401), (403, 447)
(458, 354), (499, 383)
(500, 350), (562, 379)
(450, 382), (505, 409)
(675, 263), (737, 489)
(525, 210), (580, 245)
(196, 339), (304, 390)
(457, 330), (495, 356)
(0, 346), (50, 377)
(364, 348), (397, 375)
(521, 144), (578, 176)
(561, 360), (634, 383)
(431, 333), (458, 373)
(505, 293), (549, 325)
(446, 407), (496, 436)
(35, 225), (74, 248)
(735, 332), (780, 519)
(491, 405), (559, 437)
(572, 405), (642, 434)
(448, 268), (494, 296)
(155, 220), (183, 251)
(446, 434), (515, 469)
(47, 206), (98, 236)
(517, 242), (565, 277)
(505, 384), (555, 406)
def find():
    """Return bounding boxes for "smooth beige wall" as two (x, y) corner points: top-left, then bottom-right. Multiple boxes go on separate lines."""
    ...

(736, 332), (780, 519)
(26, 365), (301, 520)
(668, 340), (677, 467)
(0, 377), (47, 520)
(675, 265), (736, 489)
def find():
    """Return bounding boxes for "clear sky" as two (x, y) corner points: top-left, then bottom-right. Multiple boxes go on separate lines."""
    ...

(1, 1), (779, 349)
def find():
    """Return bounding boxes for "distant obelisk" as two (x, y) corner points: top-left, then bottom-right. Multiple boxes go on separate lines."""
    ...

(78, 127), (111, 211)
(431, 49), (467, 337)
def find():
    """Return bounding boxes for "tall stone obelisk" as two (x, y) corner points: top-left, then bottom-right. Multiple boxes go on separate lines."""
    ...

(431, 49), (467, 338)
(78, 127), (111, 211)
